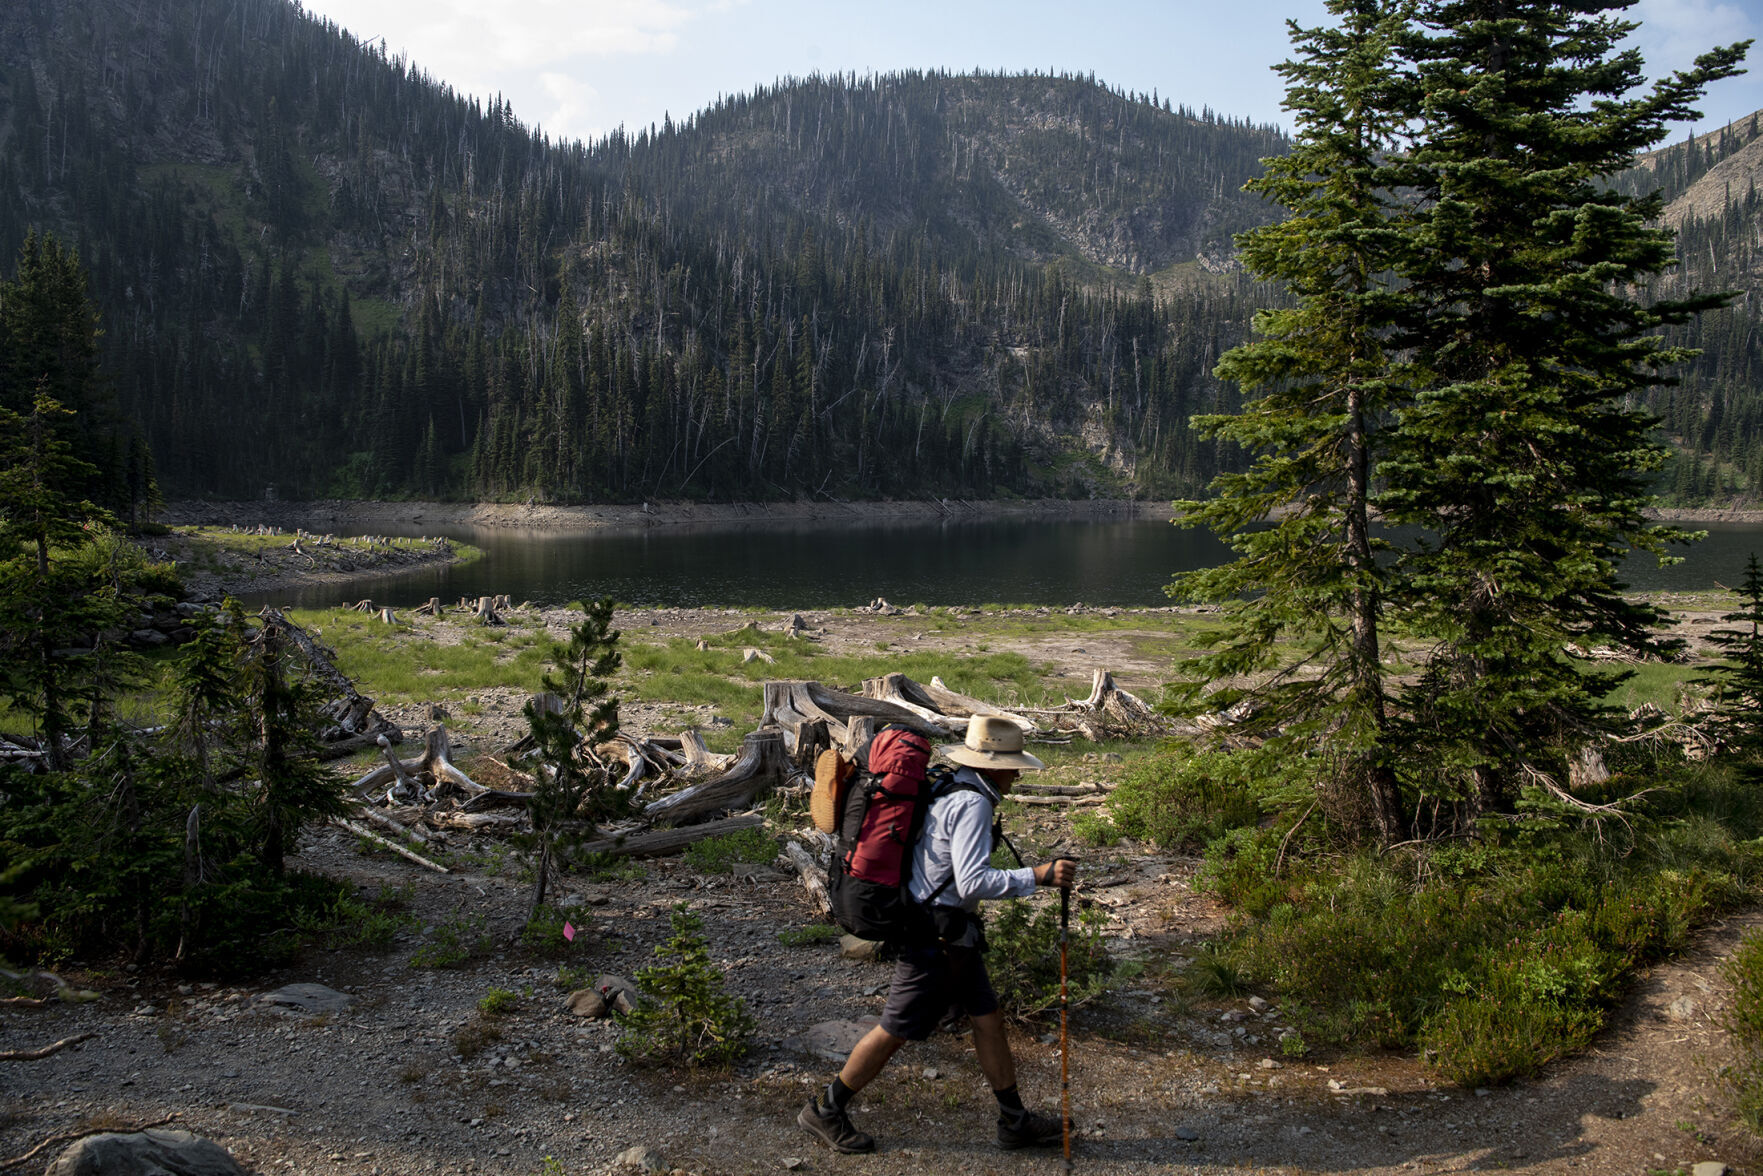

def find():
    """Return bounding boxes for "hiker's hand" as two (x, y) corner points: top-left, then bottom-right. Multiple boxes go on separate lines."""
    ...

(1036, 859), (1077, 889)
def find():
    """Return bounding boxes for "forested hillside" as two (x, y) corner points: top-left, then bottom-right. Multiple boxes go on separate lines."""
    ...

(1615, 114), (1763, 502)
(0, 0), (1284, 504)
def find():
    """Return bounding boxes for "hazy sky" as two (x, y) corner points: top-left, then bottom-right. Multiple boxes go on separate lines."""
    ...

(294, 0), (1763, 146)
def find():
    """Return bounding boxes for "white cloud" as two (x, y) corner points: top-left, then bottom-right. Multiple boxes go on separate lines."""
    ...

(540, 72), (607, 139)
(1630, 0), (1757, 71)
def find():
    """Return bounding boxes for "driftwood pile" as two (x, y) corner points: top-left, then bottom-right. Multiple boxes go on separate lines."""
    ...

(345, 666), (1167, 886)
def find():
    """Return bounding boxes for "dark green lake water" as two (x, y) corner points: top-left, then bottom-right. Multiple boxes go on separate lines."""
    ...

(239, 515), (1763, 612)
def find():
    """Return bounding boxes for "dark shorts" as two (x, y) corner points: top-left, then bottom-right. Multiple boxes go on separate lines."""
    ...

(878, 943), (999, 1041)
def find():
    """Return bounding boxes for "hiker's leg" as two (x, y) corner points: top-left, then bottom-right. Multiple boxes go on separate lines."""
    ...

(838, 1024), (908, 1093)
(970, 1010), (1017, 1092)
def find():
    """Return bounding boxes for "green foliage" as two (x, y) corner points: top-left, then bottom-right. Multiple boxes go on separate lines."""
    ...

(478, 987), (520, 1015)
(1103, 744), (1267, 849)
(292, 885), (417, 950)
(776, 923), (841, 946)
(410, 913), (495, 969)
(615, 905), (754, 1068)
(520, 599), (624, 917)
(681, 827), (778, 873)
(1724, 931), (1763, 1135)
(986, 897), (1115, 1021)
(1695, 554), (1763, 759)
(520, 904), (587, 959)
(1209, 763), (1761, 1085)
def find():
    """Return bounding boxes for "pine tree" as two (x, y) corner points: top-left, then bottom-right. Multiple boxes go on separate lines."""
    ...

(521, 598), (623, 916)
(1172, 0), (1416, 841)
(1697, 554), (1763, 758)
(1382, 3), (1747, 813)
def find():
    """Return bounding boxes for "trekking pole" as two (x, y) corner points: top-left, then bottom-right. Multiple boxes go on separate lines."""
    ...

(1060, 879), (1072, 1173)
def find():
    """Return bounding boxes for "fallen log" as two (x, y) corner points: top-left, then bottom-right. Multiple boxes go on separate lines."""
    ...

(0, 1031), (95, 1062)
(335, 817), (450, 873)
(354, 804), (432, 844)
(643, 728), (794, 822)
(577, 813), (766, 859)
(429, 811), (526, 832)
(1005, 793), (1107, 807)
(782, 839), (832, 918)
(760, 680), (947, 758)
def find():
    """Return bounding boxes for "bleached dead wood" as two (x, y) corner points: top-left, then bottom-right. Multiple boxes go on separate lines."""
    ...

(429, 810), (526, 831)
(925, 676), (1037, 732)
(577, 813), (766, 859)
(335, 817), (451, 873)
(0, 1031), (93, 1061)
(355, 803), (432, 843)
(350, 726), (490, 801)
(760, 680), (947, 759)
(782, 840), (832, 918)
(643, 729), (795, 822)
(1006, 793), (1107, 807)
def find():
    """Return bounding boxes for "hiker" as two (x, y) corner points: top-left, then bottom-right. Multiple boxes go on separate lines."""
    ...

(798, 715), (1078, 1154)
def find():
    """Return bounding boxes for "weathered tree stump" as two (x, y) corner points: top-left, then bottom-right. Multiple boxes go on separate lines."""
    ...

(643, 728), (794, 822)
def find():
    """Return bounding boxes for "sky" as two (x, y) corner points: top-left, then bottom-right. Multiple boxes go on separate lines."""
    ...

(293, 0), (1763, 147)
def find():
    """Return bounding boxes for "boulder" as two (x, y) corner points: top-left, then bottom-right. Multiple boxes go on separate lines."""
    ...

(782, 1017), (880, 1061)
(594, 974), (639, 1015)
(839, 935), (882, 962)
(257, 983), (351, 1015)
(614, 1145), (663, 1172)
(46, 1129), (251, 1176)
(564, 989), (608, 1019)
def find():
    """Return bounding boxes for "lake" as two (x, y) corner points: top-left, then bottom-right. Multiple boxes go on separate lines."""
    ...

(239, 514), (1763, 612)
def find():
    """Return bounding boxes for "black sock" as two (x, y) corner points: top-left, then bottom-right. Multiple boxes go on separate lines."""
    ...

(994, 1084), (1024, 1116)
(827, 1076), (856, 1111)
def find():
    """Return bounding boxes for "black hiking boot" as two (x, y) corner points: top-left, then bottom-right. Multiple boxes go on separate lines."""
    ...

(798, 1097), (876, 1154)
(997, 1107), (1067, 1150)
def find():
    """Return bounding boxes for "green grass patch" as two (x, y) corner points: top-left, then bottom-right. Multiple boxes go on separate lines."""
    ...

(777, 923), (842, 946)
(289, 608), (549, 703)
(410, 913), (496, 969)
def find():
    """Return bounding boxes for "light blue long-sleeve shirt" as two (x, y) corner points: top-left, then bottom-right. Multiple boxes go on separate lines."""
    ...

(906, 766), (1037, 911)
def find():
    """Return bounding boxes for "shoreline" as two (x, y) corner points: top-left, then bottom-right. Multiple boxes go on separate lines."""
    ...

(158, 497), (1763, 533)
(158, 497), (1175, 532)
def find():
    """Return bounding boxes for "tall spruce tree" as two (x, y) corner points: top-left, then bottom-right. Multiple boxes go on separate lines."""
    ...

(1383, 3), (1747, 815)
(1172, 0), (1417, 841)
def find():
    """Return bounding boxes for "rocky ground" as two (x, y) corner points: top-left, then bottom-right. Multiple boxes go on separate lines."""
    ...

(3, 523), (1756, 1176)
(0, 822), (1750, 1176)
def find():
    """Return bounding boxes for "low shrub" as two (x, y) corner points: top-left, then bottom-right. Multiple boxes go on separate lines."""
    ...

(682, 827), (778, 873)
(521, 904), (587, 959)
(478, 987), (520, 1015)
(616, 905), (754, 1068)
(1724, 930), (1763, 1136)
(986, 896), (1114, 1021)
(1104, 744), (1266, 850)
(410, 913), (495, 969)
(777, 923), (842, 946)
(1211, 763), (1762, 1085)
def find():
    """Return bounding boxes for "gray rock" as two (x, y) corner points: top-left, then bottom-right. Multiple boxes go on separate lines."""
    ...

(840, 935), (882, 962)
(782, 1017), (881, 1061)
(614, 1145), (663, 1172)
(1174, 1126), (1200, 1141)
(564, 988), (608, 1018)
(257, 983), (352, 1015)
(130, 629), (170, 647)
(1247, 996), (1269, 1013)
(1666, 995), (1700, 1021)
(46, 1129), (252, 1176)
(594, 974), (639, 1014)
(1692, 1163), (1727, 1176)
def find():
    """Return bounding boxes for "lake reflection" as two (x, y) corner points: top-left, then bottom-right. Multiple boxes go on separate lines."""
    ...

(239, 514), (1763, 611)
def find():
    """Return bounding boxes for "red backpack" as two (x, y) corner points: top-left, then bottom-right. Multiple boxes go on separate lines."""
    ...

(827, 727), (965, 944)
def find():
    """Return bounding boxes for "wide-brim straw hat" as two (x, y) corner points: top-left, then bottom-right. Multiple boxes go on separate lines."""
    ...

(940, 714), (1045, 771)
